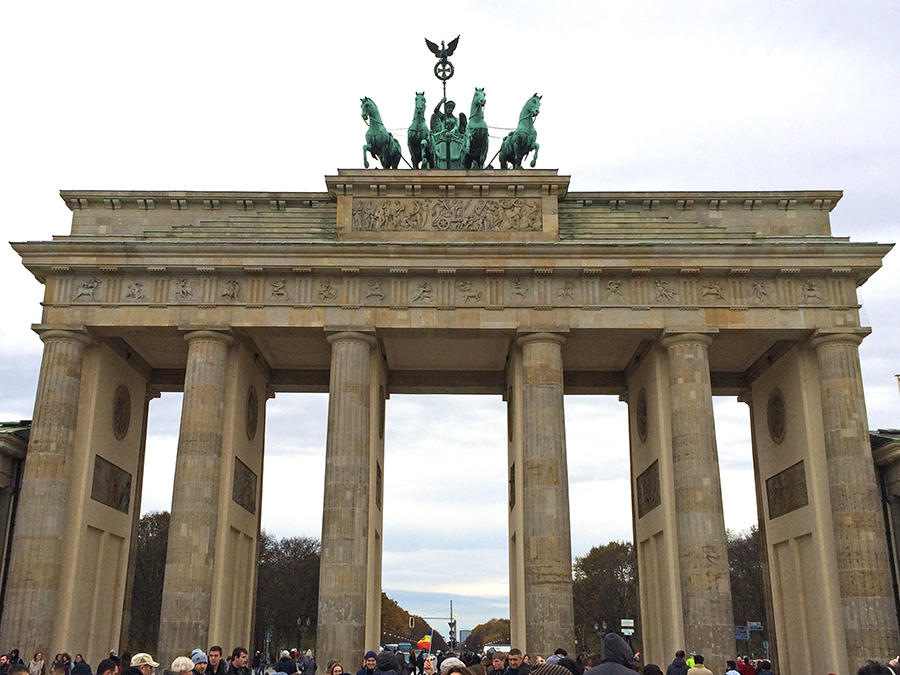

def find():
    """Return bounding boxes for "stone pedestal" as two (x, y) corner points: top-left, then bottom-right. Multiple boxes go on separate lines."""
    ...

(0, 329), (91, 654)
(660, 332), (733, 672)
(811, 332), (900, 671)
(318, 332), (378, 670)
(517, 332), (574, 654)
(158, 330), (234, 665)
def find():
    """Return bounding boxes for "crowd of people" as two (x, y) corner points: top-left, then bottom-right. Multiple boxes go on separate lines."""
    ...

(5, 638), (900, 675)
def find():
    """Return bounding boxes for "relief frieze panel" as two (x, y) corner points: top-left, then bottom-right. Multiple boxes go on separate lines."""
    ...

(53, 272), (855, 317)
(351, 197), (542, 232)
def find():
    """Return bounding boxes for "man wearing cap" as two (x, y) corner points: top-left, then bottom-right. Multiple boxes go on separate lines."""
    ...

(355, 653), (377, 675)
(124, 654), (158, 675)
(191, 651), (209, 675)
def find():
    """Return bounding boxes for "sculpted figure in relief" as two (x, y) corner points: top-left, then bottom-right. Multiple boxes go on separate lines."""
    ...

(459, 280), (483, 302)
(318, 280), (337, 301)
(654, 279), (676, 301)
(74, 276), (101, 302)
(801, 279), (825, 301)
(511, 278), (529, 300)
(366, 279), (385, 300)
(222, 279), (241, 300)
(607, 280), (625, 302)
(749, 281), (771, 303)
(352, 197), (540, 232)
(412, 282), (433, 302)
(125, 281), (145, 300)
(271, 278), (288, 299)
(701, 282), (725, 300)
(558, 280), (576, 300)
(174, 278), (195, 300)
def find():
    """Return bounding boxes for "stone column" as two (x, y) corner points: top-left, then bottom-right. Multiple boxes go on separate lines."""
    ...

(158, 330), (233, 664)
(810, 332), (900, 670)
(517, 332), (574, 654)
(0, 329), (91, 653)
(318, 332), (377, 670)
(660, 332), (733, 671)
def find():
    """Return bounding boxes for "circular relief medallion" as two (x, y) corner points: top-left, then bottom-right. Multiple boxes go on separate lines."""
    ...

(636, 388), (649, 442)
(246, 385), (259, 440)
(767, 388), (786, 444)
(113, 385), (131, 440)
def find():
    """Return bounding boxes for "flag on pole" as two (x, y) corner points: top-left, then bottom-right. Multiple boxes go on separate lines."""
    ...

(417, 631), (433, 650)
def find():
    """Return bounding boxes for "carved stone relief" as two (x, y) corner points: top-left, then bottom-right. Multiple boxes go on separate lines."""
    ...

(637, 460), (661, 518)
(113, 385), (131, 440)
(766, 460), (808, 519)
(91, 455), (132, 514)
(749, 280), (771, 303)
(636, 389), (648, 442)
(767, 388), (786, 444)
(222, 279), (241, 301)
(246, 385), (259, 440)
(351, 197), (542, 232)
(74, 276), (101, 302)
(654, 279), (677, 301)
(232, 457), (258, 514)
(125, 281), (146, 300)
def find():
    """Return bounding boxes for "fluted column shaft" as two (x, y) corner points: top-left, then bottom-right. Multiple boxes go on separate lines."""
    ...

(318, 332), (376, 669)
(661, 333), (733, 671)
(158, 330), (233, 664)
(518, 333), (574, 654)
(0, 329), (91, 654)
(811, 333), (899, 671)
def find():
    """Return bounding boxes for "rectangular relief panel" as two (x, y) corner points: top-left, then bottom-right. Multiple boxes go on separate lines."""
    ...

(232, 457), (258, 515)
(637, 460), (661, 518)
(766, 460), (809, 519)
(91, 455), (132, 514)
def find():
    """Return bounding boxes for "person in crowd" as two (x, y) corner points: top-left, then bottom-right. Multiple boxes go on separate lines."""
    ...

(723, 662), (739, 675)
(124, 654), (159, 675)
(226, 649), (249, 675)
(664, 652), (687, 675)
(684, 655), (711, 675)
(582, 633), (634, 675)
(301, 652), (316, 675)
(859, 663), (892, 675)
(192, 650), (209, 675)
(356, 653), (377, 675)
(641, 666), (663, 675)
(208, 649), (226, 675)
(97, 659), (119, 675)
(489, 654), (505, 675)
(72, 657), (90, 675)
(172, 658), (195, 675)
(9, 653), (24, 667)
(28, 654), (45, 675)
(326, 662), (343, 675)
(755, 660), (773, 675)
(275, 653), (295, 675)
(2, 655), (14, 675)
(374, 652), (399, 675)
(11, 666), (28, 675)
(506, 651), (528, 675)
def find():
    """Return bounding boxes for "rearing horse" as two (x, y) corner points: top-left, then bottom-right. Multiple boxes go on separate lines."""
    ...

(361, 97), (401, 169)
(463, 88), (488, 170)
(499, 93), (541, 169)
(407, 92), (435, 169)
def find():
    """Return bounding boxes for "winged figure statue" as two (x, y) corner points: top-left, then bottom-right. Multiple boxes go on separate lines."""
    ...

(425, 36), (459, 62)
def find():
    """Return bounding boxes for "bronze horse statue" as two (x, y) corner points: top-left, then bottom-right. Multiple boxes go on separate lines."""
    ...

(462, 88), (488, 170)
(407, 92), (436, 169)
(499, 93), (541, 169)
(361, 97), (401, 169)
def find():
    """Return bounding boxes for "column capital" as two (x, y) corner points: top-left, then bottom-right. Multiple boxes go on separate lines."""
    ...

(660, 330), (714, 349)
(326, 331), (377, 347)
(34, 327), (92, 347)
(809, 327), (871, 350)
(182, 329), (235, 346)
(516, 332), (567, 348)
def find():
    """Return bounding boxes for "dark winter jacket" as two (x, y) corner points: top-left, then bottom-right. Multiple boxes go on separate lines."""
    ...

(275, 660), (296, 675)
(583, 633), (635, 675)
(375, 652), (398, 675)
(665, 658), (688, 675)
(356, 668), (376, 675)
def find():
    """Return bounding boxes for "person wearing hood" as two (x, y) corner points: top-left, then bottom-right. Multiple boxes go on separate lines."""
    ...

(356, 653), (378, 675)
(582, 633), (635, 675)
(375, 652), (398, 675)
(665, 652), (687, 675)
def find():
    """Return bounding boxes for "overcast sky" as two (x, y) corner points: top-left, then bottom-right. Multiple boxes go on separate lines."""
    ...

(1, 0), (899, 634)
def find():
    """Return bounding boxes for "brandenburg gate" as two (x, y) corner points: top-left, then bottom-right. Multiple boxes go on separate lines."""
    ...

(4, 169), (896, 675)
